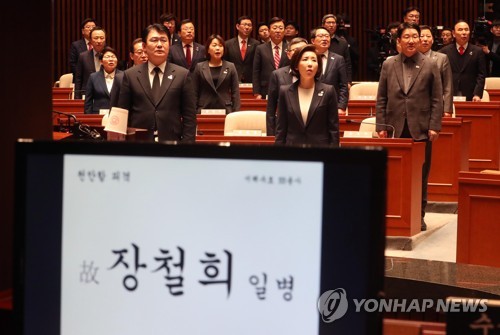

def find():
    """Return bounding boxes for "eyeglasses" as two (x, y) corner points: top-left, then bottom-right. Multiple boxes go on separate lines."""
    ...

(271, 26), (285, 31)
(324, 21), (337, 25)
(181, 27), (194, 32)
(407, 14), (420, 19)
(84, 25), (96, 30)
(314, 34), (330, 39)
(134, 50), (146, 55)
(102, 55), (117, 59)
(240, 23), (253, 27)
(149, 37), (169, 44)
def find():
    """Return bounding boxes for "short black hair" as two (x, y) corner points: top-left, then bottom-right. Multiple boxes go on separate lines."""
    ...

(403, 6), (420, 17)
(310, 26), (329, 40)
(285, 20), (300, 31)
(204, 34), (226, 59)
(289, 44), (322, 80)
(397, 22), (420, 39)
(129, 37), (143, 53)
(99, 46), (117, 60)
(80, 18), (97, 29)
(237, 15), (252, 25)
(141, 23), (170, 43)
(268, 17), (284, 27)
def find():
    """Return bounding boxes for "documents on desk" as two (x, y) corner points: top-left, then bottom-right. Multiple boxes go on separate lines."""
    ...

(201, 109), (226, 115)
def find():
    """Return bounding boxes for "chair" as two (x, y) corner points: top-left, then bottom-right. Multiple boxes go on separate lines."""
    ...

(359, 116), (377, 133)
(485, 77), (500, 89)
(482, 89), (490, 102)
(55, 73), (74, 88)
(223, 111), (267, 136)
(349, 82), (379, 100)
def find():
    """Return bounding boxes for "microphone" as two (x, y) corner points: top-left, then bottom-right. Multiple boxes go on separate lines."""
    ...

(52, 110), (101, 140)
(346, 119), (395, 138)
(53, 110), (79, 133)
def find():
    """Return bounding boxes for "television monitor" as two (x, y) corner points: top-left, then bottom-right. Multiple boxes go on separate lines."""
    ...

(14, 140), (386, 335)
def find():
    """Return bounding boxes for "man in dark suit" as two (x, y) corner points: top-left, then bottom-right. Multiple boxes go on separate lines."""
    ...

(266, 37), (307, 135)
(322, 14), (352, 85)
(74, 27), (107, 99)
(311, 27), (348, 115)
(118, 24), (196, 142)
(167, 19), (205, 72)
(224, 15), (259, 83)
(160, 13), (181, 45)
(419, 25), (454, 116)
(439, 20), (486, 101)
(376, 22), (443, 231)
(69, 18), (96, 78)
(252, 17), (290, 99)
(481, 20), (500, 77)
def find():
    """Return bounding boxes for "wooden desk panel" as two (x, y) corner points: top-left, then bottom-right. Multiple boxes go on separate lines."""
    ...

(341, 138), (425, 237)
(454, 101), (500, 171)
(239, 86), (254, 99)
(52, 99), (85, 114)
(457, 171), (500, 267)
(240, 98), (267, 111)
(196, 135), (274, 144)
(52, 87), (73, 99)
(347, 100), (376, 116)
(196, 114), (226, 135)
(428, 118), (471, 202)
(487, 88), (500, 102)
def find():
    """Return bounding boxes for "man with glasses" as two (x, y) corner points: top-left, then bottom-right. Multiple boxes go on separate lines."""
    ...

(376, 22), (443, 232)
(266, 37), (307, 135)
(129, 38), (148, 67)
(252, 17), (290, 99)
(322, 14), (352, 86)
(160, 13), (181, 45)
(118, 23), (196, 142)
(311, 27), (348, 115)
(224, 15), (259, 83)
(74, 26), (107, 99)
(168, 19), (206, 72)
(69, 18), (97, 78)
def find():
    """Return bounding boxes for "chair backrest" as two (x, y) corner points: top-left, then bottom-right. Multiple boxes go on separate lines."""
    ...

(485, 77), (500, 90)
(224, 111), (267, 136)
(58, 73), (74, 88)
(349, 82), (379, 100)
(359, 116), (377, 133)
(482, 89), (490, 102)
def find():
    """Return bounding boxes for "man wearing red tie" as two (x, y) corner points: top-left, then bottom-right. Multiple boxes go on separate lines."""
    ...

(69, 18), (97, 78)
(439, 20), (486, 102)
(167, 19), (206, 72)
(252, 17), (290, 99)
(224, 15), (259, 83)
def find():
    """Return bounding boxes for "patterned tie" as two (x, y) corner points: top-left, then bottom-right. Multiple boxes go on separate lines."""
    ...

(152, 67), (161, 103)
(274, 45), (280, 69)
(241, 39), (247, 60)
(185, 44), (192, 68)
(459, 46), (465, 55)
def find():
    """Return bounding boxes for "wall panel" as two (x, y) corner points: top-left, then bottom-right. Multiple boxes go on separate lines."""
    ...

(53, 0), (479, 82)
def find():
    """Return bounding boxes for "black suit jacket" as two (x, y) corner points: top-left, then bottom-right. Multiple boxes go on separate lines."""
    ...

(75, 49), (100, 99)
(328, 35), (352, 83)
(439, 44), (486, 100)
(192, 60), (241, 114)
(168, 42), (206, 72)
(320, 52), (349, 109)
(224, 37), (259, 83)
(275, 81), (339, 146)
(252, 41), (290, 97)
(266, 66), (293, 135)
(84, 69), (123, 114)
(486, 40), (500, 77)
(117, 62), (197, 142)
(69, 38), (88, 77)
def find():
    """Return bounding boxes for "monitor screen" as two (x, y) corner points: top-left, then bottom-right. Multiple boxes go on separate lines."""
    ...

(14, 141), (386, 335)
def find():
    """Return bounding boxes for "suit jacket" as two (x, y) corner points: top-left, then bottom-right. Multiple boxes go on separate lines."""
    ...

(224, 37), (259, 83)
(192, 60), (241, 114)
(439, 44), (486, 101)
(75, 49), (100, 99)
(376, 53), (443, 140)
(320, 52), (349, 110)
(117, 62), (197, 142)
(168, 42), (206, 72)
(486, 40), (500, 76)
(84, 69), (123, 114)
(69, 38), (88, 77)
(266, 66), (294, 135)
(428, 50), (454, 114)
(171, 33), (181, 46)
(252, 41), (290, 97)
(275, 81), (339, 146)
(328, 35), (352, 83)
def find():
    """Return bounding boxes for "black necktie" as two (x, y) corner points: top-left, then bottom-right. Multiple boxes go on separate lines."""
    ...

(152, 67), (161, 103)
